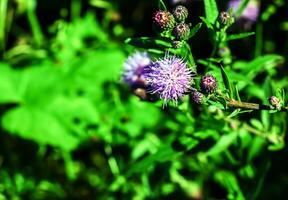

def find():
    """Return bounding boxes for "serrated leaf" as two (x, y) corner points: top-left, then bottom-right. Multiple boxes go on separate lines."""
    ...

(226, 32), (255, 41)
(203, 0), (219, 24)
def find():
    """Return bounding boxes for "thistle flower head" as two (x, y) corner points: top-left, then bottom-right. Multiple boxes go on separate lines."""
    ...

(228, 0), (260, 22)
(200, 74), (218, 94)
(144, 55), (193, 104)
(173, 23), (190, 40)
(191, 90), (205, 104)
(173, 5), (189, 22)
(122, 51), (151, 88)
(153, 10), (175, 32)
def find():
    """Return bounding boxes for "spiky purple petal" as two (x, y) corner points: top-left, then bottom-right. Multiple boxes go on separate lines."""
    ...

(122, 51), (151, 88)
(144, 55), (193, 104)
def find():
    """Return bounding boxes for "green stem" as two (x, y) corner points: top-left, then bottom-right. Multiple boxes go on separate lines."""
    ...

(255, 23), (263, 57)
(227, 99), (288, 112)
(71, 0), (81, 21)
(0, 0), (8, 54)
(27, 1), (44, 46)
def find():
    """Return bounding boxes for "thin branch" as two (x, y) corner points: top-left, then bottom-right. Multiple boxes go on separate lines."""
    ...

(226, 99), (288, 112)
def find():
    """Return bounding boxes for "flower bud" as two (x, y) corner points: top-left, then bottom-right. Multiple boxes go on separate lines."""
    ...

(153, 10), (175, 32)
(191, 90), (205, 104)
(219, 11), (233, 26)
(200, 74), (218, 94)
(173, 5), (189, 22)
(172, 23), (190, 40)
(269, 96), (281, 110)
(172, 40), (183, 49)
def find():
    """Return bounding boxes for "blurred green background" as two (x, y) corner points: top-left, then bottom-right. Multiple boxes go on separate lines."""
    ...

(0, 0), (288, 199)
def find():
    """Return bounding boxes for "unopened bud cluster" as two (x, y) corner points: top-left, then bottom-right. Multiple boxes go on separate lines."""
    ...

(173, 5), (188, 22)
(153, 10), (175, 32)
(152, 5), (191, 46)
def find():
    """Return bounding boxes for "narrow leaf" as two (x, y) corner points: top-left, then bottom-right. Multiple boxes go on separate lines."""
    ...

(226, 32), (255, 41)
(203, 0), (219, 24)
(220, 65), (234, 98)
(188, 23), (202, 39)
(206, 132), (238, 156)
(235, 0), (250, 18)
(158, 0), (167, 10)
(125, 37), (172, 49)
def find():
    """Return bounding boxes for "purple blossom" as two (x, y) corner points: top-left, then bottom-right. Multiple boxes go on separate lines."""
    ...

(228, 0), (260, 23)
(122, 51), (151, 88)
(144, 55), (193, 104)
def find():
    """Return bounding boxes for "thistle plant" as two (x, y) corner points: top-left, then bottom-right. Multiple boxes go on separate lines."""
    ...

(122, 1), (288, 198)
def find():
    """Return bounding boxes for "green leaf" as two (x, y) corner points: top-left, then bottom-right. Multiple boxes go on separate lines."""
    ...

(158, 0), (167, 10)
(235, 85), (241, 101)
(220, 65), (234, 98)
(235, 0), (250, 18)
(188, 23), (202, 39)
(226, 32), (255, 41)
(203, 0), (219, 24)
(214, 171), (245, 200)
(206, 131), (238, 156)
(2, 107), (80, 151)
(199, 16), (214, 30)
(250, 119), (263, 130)
(125, 37), (172, 49)
(234, 55), (284, 77)
(0, 63), (22, 104)
(127, 142), (181, 176)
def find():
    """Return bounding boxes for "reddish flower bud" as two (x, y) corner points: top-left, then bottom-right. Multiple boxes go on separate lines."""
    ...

(200, 75), (218, 94)
(153, 10), (175, 32)
(172, 23), (190, 40)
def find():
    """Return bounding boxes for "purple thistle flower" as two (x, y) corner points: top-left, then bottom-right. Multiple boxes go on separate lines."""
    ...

(122, 51), (151, 88)
(143, 55), (193, 104)
(228, 0), (260, 23)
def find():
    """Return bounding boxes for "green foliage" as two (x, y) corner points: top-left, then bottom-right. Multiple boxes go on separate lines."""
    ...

(0, 0), (288, 199)
(204, 0), (219, 24)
